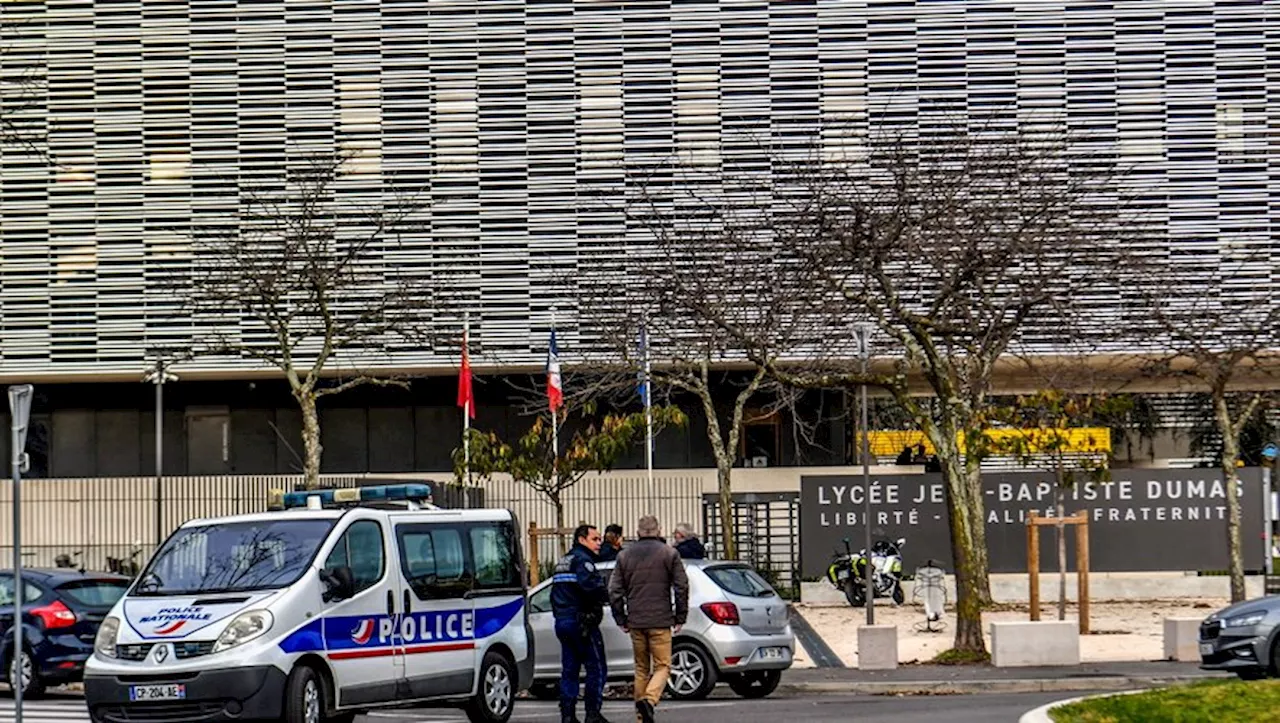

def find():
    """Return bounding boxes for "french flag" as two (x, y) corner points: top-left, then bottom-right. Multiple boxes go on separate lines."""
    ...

(546, 329), (563, 412)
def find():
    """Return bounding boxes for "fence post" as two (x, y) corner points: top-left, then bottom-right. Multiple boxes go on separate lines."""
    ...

(1028, 512), (1040, 621)
(528, 521), (540, 586)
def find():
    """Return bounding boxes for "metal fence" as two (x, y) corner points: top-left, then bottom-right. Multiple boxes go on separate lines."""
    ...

(0, 473), (701, 575)
(0, 475), (476, 572)
(478, 475), (705, 573)
(703, 492), (801, 598)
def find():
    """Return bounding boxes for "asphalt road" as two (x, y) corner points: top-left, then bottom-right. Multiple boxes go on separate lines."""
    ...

(355, 691), (1103, 723)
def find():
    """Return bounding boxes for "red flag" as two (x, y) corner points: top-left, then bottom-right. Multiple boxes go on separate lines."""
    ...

(457, 331), (475, 418)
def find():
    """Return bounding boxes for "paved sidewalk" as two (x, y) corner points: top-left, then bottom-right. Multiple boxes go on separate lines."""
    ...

(779, 661), (1227, 696)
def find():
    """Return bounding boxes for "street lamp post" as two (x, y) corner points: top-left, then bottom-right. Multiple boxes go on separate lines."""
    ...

(856, 323), (875, 625)
(9, 384), (33, 723)
(144, 358), (178, 547)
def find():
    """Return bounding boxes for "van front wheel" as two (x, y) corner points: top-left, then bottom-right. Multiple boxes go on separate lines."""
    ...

(464, 651), (516, 723)
(284, 665), (324, 723)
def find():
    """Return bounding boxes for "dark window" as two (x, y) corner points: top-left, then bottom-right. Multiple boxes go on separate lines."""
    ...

(56, 580), (129, 607)
(0, 576), (44, 605)
(324, 520), (385, 594)
(396, 525), (471, 600)
(469, 522), (520, 589)
(528, 585), (552, 614)
(704, 566), (775, 598)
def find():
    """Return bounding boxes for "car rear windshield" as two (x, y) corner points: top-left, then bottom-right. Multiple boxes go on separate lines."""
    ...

(57, 580), (130, 607)
(135, 519), (336, 596)
(705, 566), (776, 598)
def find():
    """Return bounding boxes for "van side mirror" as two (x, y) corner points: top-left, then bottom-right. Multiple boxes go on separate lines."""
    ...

(321, 566), (357, 603)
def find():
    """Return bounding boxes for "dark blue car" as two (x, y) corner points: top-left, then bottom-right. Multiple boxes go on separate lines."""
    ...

(0, 569), (130, 697)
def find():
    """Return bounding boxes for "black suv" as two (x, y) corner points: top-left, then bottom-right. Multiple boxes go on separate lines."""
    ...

(0, 569), (130, 696)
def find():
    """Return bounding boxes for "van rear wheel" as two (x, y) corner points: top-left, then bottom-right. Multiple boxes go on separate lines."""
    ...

(465, 651), (516, 723)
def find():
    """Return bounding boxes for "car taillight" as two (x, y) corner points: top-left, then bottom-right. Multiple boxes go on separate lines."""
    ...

(32, 600), (77, 630)
(701, 602), (740, 626)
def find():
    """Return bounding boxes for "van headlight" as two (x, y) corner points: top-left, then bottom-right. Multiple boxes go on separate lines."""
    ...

(213, 610), (274, 653)
(95, 617), (120, 659)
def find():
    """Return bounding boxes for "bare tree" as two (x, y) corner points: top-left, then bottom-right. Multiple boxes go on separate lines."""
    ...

(579, 172), (819, 559)
(622, 113), (1146, 655)
(1142, 259), (1280, 602)
(0, 13), (46, 156)
(176, 151), (432, 488)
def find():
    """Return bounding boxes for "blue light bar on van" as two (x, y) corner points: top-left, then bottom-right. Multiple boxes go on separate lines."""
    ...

(272, 483), (433, 510)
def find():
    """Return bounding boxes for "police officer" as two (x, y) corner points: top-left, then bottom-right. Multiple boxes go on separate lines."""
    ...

(551, 524), (612, 723)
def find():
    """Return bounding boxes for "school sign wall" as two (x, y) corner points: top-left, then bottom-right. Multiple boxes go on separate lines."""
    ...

(799, 469), (1265, 578)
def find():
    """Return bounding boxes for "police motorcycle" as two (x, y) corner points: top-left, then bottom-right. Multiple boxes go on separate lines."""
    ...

(826, 537), (906, 607)
(85, 483), (532, 723)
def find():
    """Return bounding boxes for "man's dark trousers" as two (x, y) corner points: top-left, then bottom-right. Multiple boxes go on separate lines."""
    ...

(556, 618), (606, 718)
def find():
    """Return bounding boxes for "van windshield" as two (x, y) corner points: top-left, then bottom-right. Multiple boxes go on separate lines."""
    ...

(134, 519), (336, 596)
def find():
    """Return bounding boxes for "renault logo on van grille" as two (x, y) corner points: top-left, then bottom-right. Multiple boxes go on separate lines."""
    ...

(153, 645), (169, 663)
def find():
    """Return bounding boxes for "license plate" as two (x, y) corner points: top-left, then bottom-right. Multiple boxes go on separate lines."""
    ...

(836, 570), (849, 580)
(129, 684), (186, 702)
(1200, 643), (1215, 657)
(758, 647), (786, 660)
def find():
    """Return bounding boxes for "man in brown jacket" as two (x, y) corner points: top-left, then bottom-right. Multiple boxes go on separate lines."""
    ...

(607, 515), (689, 723)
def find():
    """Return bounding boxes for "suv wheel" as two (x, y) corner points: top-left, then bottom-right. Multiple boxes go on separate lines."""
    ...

(666, 641), (716, 701)
(727, 670), (781, 699)
(465, 651), (516, 723)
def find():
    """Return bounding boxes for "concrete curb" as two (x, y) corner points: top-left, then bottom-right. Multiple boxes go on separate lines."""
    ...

(780, 675), (1200, 697)
(1018, 688), (1146, 723)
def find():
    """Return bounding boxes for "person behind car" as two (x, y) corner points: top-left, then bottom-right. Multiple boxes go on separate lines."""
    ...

(597, 523), (623, 562)
(608, 515), (689, 723)
(551, 525), (612, 723)
(672, 523), (706, 560)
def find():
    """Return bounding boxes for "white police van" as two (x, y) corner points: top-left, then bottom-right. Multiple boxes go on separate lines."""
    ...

(84, 484), (532, 723)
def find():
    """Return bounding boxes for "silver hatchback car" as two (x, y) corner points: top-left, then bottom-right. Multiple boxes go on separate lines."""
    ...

(527, 559), (794, 700)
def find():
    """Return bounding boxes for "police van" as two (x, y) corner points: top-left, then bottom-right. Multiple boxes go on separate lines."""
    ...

(83, 484), (531, 723)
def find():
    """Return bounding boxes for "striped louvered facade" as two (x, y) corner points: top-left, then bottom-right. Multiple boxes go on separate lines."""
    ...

(0, 0), (1278, 379)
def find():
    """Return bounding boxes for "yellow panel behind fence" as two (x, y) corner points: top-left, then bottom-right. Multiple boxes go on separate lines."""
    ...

(866, 427), (1111, 457)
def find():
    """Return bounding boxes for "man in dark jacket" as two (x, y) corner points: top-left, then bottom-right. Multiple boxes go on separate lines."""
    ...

(552, 525), (612, 723)
(672, 523), (706, 560)
(597, 523), (623, 562)
(608, 516), (689, 723)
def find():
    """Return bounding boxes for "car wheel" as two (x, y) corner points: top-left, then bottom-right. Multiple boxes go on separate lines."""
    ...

(465, 651), (516, 723)
(666, 641), (717, 701)
(284, 666), (324, 723)
(528, 682), (558, 701)
(1237, 669), (1267, 681)
(6, 647), (45, 699)
(727, 670), (781, 699)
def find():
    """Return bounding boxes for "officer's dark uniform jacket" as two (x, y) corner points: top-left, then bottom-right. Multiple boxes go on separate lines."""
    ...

(551, 543), (608, 629)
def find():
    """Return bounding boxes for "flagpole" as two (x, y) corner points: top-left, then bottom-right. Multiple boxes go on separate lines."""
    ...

(550, 310), (559, 477)
(463, 312), (471, 486)
(642, 324), (654, 501)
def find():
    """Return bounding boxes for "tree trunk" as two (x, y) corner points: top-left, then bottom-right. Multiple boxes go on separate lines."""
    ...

(1056, 482), (1067, 622)
(1215, 394), (1246, 602)
(938, 439), (991, 654)
(297, 390), (322, 490)
(553, 492), (568, 556)
(717, 466), (737, 560)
